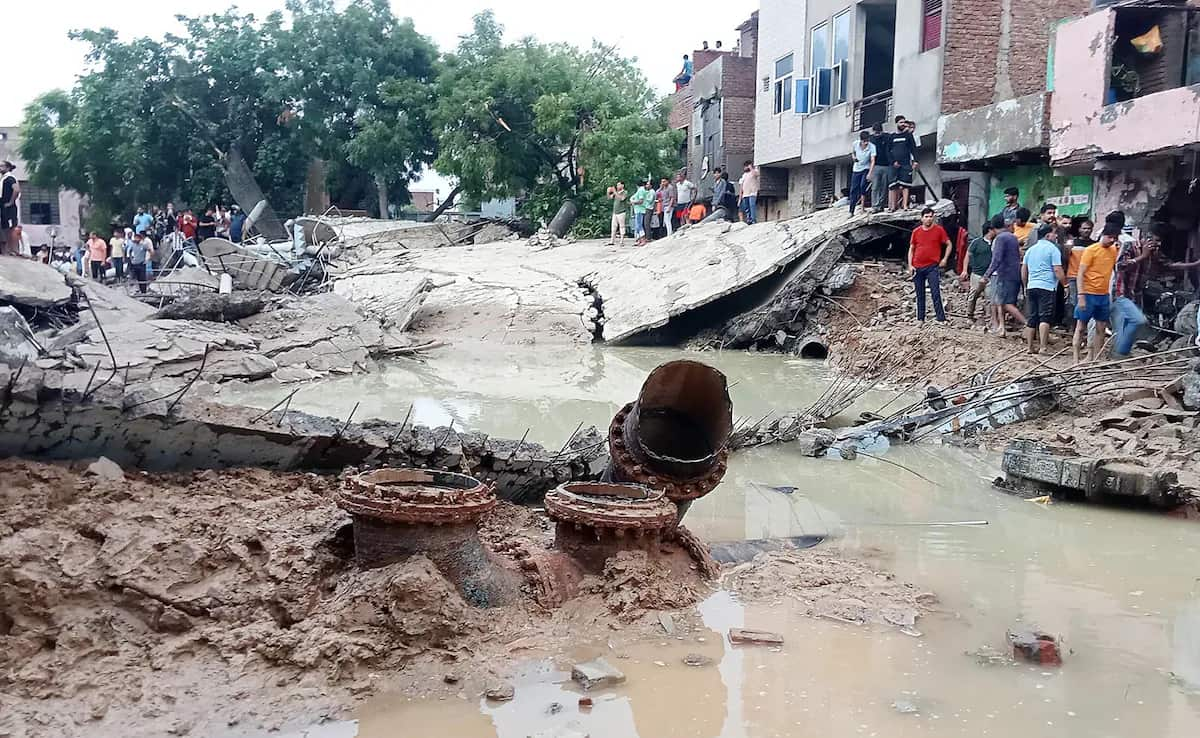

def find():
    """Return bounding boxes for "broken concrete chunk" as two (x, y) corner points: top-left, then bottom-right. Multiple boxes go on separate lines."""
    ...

(484, 683), (515, 702)
(0, 256), (73, 307)
(86, 456), (125, 482)
(0, 306), (39, 365)
(153, 293), (265, 323)
(682, 653), (713, 667)
(796, 428), (837, 457)
(570, 657), (626, 690)
(728, 628), (784, 645)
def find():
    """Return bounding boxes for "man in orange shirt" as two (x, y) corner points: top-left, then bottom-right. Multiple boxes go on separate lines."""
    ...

(908, 207), (952, 323)
(86, 232), (108, 282)
(1072, 223), (1120, 363)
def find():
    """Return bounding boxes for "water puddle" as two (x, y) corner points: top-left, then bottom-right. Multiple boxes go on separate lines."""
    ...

(231, 346), (1200, 737)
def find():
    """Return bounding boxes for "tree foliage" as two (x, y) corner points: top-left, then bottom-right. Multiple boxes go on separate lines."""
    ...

(19, 1), (440, 227)
(434, 11), (681, 234)
(20, 5), (681, 236)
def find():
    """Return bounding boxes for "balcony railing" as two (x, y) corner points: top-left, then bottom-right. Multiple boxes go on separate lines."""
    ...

(853, 89), (894, 131)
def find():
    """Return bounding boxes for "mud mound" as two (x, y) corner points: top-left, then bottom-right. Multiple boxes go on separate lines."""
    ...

(587, 550), (703, 618)
(724, 550), (931, 630)
(0, 460), (494, 737)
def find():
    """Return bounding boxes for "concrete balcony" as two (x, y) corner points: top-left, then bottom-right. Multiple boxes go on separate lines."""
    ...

(936, 92), (1049, 167)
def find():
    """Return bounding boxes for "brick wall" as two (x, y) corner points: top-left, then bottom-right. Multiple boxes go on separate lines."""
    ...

(722, 96), (757, 172)
(942, 0), (1091, 114)
(669, 87), (693, 130)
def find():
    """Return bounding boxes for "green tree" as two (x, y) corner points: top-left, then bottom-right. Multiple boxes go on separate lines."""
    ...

(433, 11), (681, 232)
(280, 0), (440, 216)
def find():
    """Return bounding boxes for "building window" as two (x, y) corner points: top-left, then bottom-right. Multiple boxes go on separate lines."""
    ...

(19, 182), (60, 226)
(921, 0), (943, 52)
(773, 53), (794, 114)
(810, 24), (829, 75)
(833, 11), (851, 104)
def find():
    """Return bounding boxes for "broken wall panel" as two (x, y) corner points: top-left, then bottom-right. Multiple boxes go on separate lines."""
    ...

(1050, 7), (1200, 166)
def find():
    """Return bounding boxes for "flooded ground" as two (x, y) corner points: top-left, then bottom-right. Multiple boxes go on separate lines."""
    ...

(228, 346), (1200, 738)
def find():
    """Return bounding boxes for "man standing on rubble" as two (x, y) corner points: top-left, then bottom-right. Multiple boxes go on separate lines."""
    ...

(0, 160), (21, 257)
(962, 218), (997, 325)
(674, 172), (695, 229)
(887, 118), (918, 211)
(868, 123), (891, 212)
(1022, 223), (1066, 354)
(738, 161), (759, 225)
(607, 181), (628, 246)
(126, 232), (154, 294)
(908, 207), (951, 323)
(1073, 223), (1121, 363)
(981, 215), (1027, 338)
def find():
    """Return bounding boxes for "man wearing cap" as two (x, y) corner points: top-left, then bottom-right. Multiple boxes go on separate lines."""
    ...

(0, 160), (21, 256)
(1022, 223), (1066, 354)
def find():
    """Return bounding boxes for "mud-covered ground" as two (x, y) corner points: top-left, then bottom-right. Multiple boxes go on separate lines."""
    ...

(0, 459), (932, 738)
(824, 263), (1200, 486)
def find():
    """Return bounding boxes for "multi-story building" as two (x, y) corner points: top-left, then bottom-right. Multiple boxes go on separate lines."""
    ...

(1050, 0), (1200, 242)
(935, 0), (1095, 234)
(668, 14), (761, 202)
(0, 126), (86, 249)
(754, 0), (950, 221)
(937, 0), (1200, 265)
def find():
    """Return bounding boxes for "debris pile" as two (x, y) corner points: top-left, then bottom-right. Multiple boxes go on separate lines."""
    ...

(526, 227), (574, 250)
(999, 438), (1184, 507)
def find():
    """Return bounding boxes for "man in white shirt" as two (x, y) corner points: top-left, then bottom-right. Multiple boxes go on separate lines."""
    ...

(738, 161), (759, 225)
(674, 172), (695, 230)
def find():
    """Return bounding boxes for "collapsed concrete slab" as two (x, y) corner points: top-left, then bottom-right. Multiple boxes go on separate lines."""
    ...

(330, 203), (953, 345)
(999, 439), (1184, 508)
(0, 256), (74, 308)
(198, 238), (290, 292)
(0, 362), (607, 501)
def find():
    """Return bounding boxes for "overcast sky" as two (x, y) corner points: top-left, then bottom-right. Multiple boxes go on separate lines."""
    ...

(4, 0), (756, 125)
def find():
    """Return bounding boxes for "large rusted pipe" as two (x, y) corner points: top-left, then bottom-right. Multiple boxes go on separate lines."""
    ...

(605, 360), (733, 512)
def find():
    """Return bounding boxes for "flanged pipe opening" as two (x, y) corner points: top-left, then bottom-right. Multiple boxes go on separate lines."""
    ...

(631, 360), (732, 472)
(356, 468), (482, 497)
(557, 481), (664, 503)
(798, 338), (829, 360)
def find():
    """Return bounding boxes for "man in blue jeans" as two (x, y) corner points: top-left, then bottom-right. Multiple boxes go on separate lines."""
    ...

(848, 130), (876, 216)
(907, 207), (952, 322)
(738, 161), (759, 224)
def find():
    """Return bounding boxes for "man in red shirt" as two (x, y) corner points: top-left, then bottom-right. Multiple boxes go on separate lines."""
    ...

(178, 209), (198, 242)
(908, 207), (952, 323)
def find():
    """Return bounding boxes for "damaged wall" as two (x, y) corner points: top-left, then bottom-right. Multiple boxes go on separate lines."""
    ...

(942, 0), (1090, 114)
(1050, 8), (1200, 166)
(1090, 161), (1175, 227)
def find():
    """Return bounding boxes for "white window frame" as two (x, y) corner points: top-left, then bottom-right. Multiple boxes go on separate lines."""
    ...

(772, 52), (795, 115)
(832, 11), (851, 105)
(810, 22), (829, 76)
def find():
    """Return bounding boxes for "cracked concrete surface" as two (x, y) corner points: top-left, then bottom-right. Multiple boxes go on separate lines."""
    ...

(332, 203), (951, 345)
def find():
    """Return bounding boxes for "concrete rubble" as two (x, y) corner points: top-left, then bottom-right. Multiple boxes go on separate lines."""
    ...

(0, 255), (74, 307)
(328, 202), (951, 345)
(999, 439), (1183, 508)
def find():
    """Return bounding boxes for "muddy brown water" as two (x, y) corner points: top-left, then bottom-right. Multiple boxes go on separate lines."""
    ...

(226, 346), (1200, 738)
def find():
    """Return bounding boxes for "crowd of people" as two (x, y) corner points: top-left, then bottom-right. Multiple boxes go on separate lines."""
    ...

(908, 186), (1200, 363)
(605, 161), (760, 247)
(845, 116), (923, 215)
(22, 202), (248, 294)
